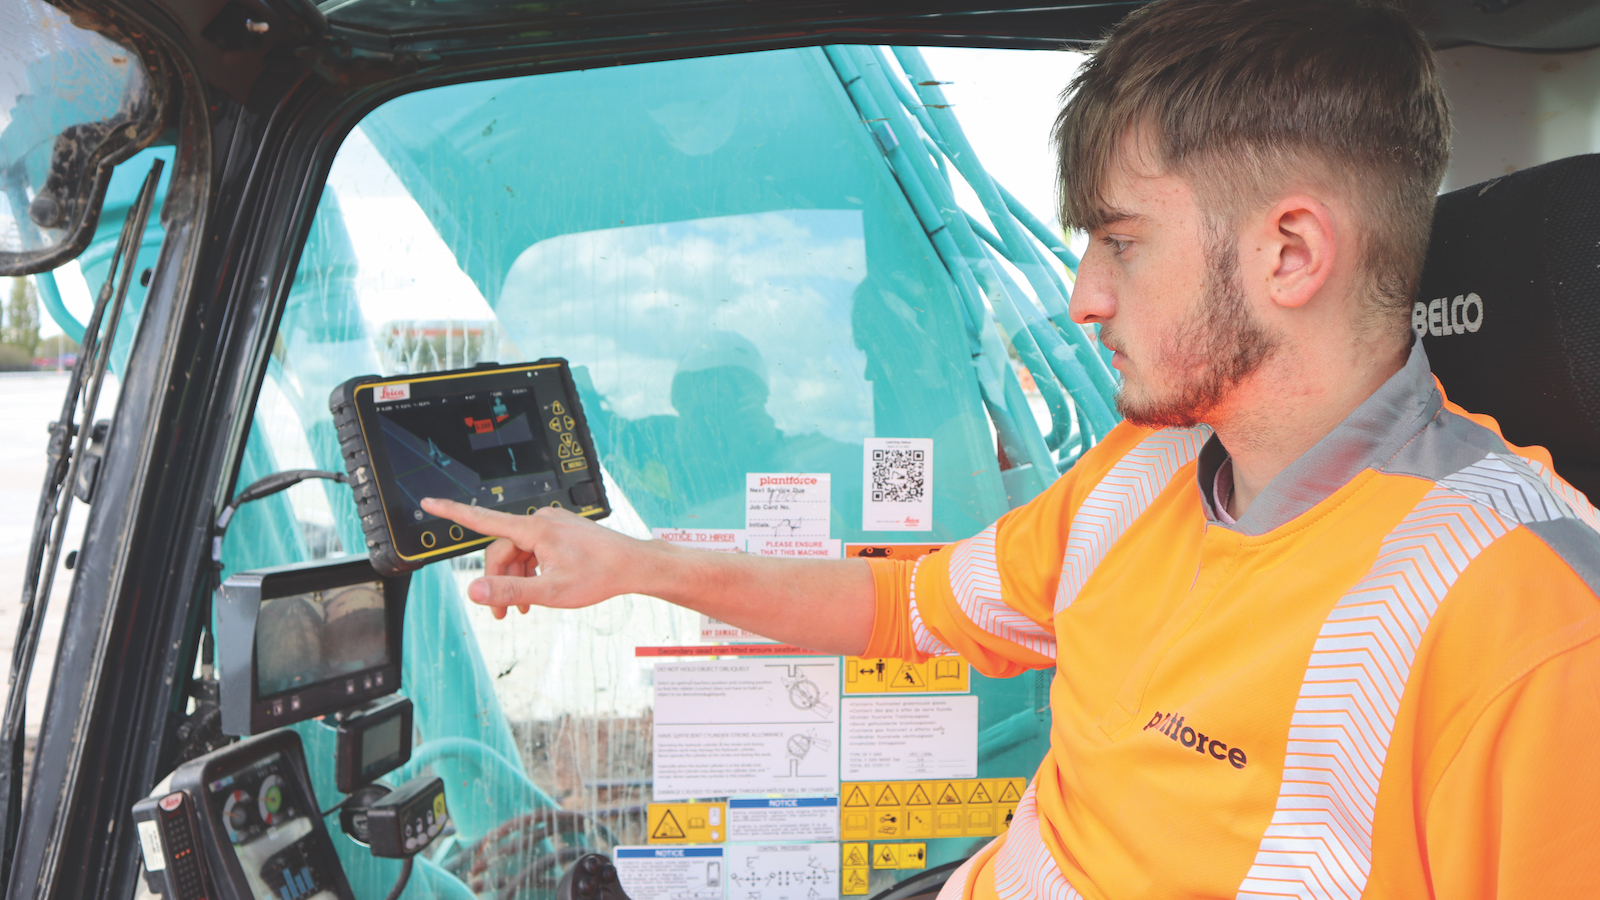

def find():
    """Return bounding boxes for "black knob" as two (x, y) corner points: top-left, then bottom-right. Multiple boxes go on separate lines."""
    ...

(576, 877), (595, 896)
(580, 856), (602, 876)
(601, 863), (617, 882)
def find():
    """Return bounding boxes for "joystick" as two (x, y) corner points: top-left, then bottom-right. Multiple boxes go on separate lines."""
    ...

(556, 853), (632, 900)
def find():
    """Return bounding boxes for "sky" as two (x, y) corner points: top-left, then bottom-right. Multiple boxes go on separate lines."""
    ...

(31, 46), (1088, 338)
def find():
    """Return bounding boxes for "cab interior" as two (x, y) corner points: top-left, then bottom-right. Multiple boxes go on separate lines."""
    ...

(3, 1), (1599, 899)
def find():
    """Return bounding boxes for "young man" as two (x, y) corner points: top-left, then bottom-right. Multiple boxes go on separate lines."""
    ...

(425, 0), (1600, 895)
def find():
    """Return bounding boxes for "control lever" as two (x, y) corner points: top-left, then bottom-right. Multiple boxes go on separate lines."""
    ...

(556, 854), (634, 900)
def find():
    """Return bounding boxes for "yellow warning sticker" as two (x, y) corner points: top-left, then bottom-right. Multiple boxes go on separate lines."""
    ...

(845, 656), (969, 694)
(840, 779), (1026, 839)
(843, 843), (870, 868)
(870, 843), (928, 870)
(843, 865), (871, 895)
(646, 802), (726, 844)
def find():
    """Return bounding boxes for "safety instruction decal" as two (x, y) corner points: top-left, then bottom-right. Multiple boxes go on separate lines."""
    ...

(727, 796), (839, 843)
(726, 843), (839, 900)
(614, 846), (725, 900)
(839, 778), (1025, 840)
(842, 695), (978, 781)
(653, 659), (840, 800)
(870, 842), (927, 870)
(845, 656), (969, 694)
(862, 438), (933, 531)
(647, 802), (726, 844)
(841, 843), (870, 895)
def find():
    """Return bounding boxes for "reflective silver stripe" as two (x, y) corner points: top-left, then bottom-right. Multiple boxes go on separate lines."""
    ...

(1436, 453), (1565, 524)
(1236, 489), (1512, 900)
(1055, 426), (1210, 613)
(908, 556), (956, 656)
(1520, 456), (1600, 534)
(945, 523), (1056, 660)
(992, 781), (1085, 900)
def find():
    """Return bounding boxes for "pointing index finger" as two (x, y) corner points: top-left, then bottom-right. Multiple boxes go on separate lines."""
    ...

(419, 497), (527, 540)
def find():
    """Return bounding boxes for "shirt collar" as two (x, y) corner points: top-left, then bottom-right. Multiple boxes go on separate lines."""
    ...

(1195, 338), (1442, 535)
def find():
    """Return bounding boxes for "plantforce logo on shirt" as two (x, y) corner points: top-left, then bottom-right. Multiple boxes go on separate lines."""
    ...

(1412, 292), (1484, 338)
(1144, 711), (1248, 769)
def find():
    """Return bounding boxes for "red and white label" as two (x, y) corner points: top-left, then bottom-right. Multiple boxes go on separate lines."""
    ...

(376, 383), (411, 402)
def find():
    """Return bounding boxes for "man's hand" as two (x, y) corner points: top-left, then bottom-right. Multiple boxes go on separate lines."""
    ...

(419, 496), (877, 654)
(419, 498), (655, 619)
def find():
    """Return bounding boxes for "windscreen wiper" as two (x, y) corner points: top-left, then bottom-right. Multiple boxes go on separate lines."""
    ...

(0, 158), (164, 889)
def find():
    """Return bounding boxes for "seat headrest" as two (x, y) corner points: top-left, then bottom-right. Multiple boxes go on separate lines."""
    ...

(1417, 153), (1600, 504)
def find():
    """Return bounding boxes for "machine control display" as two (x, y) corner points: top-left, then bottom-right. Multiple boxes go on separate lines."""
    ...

(331, 360), (609, 575)
(206, 752), (342, 900)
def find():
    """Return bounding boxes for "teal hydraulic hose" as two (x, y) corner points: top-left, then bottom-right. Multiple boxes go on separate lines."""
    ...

(824, 46), (1054, 487)
(881, 47), (1118, 432)
(998, 181), (1080, 272)
(972, 237), (1119, 439)
(893, 49), (1074, 330)
(33, 270), (85, 344)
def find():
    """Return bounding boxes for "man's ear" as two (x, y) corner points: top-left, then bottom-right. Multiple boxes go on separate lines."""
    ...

(1257, 194), (1336, 310)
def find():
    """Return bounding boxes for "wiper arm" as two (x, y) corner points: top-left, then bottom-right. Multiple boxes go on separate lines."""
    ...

(0, 157), (164, 888)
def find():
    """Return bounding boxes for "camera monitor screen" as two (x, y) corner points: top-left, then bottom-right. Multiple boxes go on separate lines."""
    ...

(255, 581), (388, 698)
(330, 359), (610, 576)
(217, 557), (411, 736)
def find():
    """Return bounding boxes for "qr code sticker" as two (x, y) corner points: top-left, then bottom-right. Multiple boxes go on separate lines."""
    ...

(871, 448), (926, 503)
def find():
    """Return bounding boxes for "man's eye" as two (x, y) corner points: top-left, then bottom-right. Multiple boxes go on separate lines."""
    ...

(1100, 235), (1130, 254)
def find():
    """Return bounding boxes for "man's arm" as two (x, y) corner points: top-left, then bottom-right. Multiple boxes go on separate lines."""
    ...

(419, 497), (876, 655)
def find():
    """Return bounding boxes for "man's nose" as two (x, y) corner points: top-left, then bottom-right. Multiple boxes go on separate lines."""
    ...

(1069, 245), (1115, 325)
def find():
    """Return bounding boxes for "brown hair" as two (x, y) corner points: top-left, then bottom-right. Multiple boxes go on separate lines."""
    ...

(1055, 0), (1450, 323)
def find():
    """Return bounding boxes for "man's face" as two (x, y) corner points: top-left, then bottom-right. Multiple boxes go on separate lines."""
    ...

(1070, 150), (1280, 428)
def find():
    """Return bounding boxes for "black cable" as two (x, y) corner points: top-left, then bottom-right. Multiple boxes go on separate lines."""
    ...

(212, 469), (349, 566)
(384, 855), (414, 900)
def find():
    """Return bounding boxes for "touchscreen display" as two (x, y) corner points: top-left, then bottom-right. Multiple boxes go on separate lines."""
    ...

(254, 581), (388, 698)
(373, 385), (559, 523)
(207, 752), (342, 900)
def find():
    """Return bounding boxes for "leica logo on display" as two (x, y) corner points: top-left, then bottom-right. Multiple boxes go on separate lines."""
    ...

(377, 383), (410, 402)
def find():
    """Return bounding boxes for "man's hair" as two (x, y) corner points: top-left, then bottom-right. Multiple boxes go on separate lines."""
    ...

(1055, 0), (1450, 323)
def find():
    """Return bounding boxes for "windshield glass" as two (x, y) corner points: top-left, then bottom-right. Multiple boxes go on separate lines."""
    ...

(0, 0), (155, 271)
(237, 44), (1104, 899)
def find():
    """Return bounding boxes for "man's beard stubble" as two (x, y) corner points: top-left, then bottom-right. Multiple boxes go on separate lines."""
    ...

(1109, 226), (1280, 429)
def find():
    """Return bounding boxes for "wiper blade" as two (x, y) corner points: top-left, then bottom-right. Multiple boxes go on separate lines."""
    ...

(0, 157), (164, 889)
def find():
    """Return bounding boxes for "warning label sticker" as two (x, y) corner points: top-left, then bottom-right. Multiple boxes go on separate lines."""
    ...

(647, 802), (726, 844)
(844, 656), (969, 694)
(838, 778), (1026, 840)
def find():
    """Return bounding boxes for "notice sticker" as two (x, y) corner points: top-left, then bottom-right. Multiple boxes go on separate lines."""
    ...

(653, 659), (840, 800)
(726, 843), (840, 900)
(615, 846), (726, 900)
(862, 438), (933, 531)
(727, 797), (840, 843)
(842, 695), (979, 781)
(747, 537), (842, 559)
(652, 528), (747, 553)
(746, 474), (830, 538)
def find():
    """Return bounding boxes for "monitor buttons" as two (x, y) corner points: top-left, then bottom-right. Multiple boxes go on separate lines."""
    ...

(420, 531), (436, 548)
(448, 525), (464, 541)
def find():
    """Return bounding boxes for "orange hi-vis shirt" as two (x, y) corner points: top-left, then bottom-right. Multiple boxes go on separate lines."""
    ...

(863, 342), (1600, 899)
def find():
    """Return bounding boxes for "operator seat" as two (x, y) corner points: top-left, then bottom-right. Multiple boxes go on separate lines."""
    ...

(1417, 153), (1600, 504)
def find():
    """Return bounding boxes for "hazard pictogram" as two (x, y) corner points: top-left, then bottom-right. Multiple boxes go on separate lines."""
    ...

(844, 785), (871, 807)
(875, 784), (902, 807)
(937, 783), (962, 805)
(967, 782), (993, 804)
(906, 784), (931, 805)
(889, 662), (927, 689)
(997, 781), (1022, 803)
(651, 809), (686, 840)
(843, 844), (868, 867)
